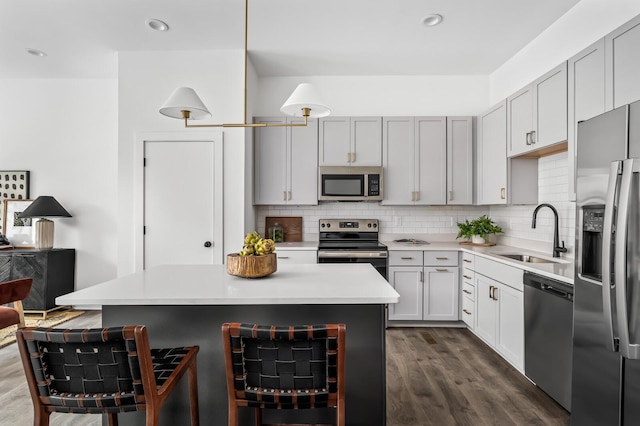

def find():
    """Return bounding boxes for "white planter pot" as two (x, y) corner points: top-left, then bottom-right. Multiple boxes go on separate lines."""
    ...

(471, 235), (486, 244)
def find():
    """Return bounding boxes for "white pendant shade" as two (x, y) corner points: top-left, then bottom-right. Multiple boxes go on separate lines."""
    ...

(159, 87), (212, 120)
(280, 83), (331, 118)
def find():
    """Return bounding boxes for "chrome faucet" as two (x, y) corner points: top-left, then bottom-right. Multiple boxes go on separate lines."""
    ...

(532, 203), (567, 258)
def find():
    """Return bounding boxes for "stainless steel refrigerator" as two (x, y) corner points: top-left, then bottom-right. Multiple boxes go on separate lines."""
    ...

(572, 100), (640, 425)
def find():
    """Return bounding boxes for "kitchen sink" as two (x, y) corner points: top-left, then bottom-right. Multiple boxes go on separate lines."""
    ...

(495, 253), (561, 264)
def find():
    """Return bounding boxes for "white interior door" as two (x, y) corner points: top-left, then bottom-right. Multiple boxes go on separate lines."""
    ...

(143, 139), (221, 268)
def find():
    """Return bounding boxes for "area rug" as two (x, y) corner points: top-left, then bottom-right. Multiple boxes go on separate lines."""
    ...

(0, 310), (85, 349)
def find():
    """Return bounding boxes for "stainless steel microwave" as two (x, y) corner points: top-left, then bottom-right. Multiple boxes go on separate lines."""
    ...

(318, 166), (383, 201)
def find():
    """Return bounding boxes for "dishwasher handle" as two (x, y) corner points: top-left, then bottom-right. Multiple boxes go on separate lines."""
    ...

(524, 271), (573, 302)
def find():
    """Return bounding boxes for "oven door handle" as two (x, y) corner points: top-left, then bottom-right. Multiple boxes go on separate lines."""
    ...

(318, 251), (388, 259)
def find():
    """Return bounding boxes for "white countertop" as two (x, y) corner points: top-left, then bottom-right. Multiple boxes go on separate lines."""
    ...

(383, 239), (574, 284)
(56, 263), (399, 306)
(275, 242), (318, 250)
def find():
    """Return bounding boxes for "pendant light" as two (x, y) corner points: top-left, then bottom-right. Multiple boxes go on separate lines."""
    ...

(159, 0), (330, 128)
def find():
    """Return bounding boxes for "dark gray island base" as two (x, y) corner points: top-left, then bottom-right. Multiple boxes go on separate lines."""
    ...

(102, 303), (386, 426)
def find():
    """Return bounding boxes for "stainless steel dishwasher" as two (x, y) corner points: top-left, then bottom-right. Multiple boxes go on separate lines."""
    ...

(524, 271), (573, 412)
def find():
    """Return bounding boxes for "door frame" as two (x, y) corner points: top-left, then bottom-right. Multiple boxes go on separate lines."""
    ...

(135, 131), (224, 271)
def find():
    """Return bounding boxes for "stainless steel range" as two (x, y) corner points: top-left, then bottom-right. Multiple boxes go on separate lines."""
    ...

(317, 219), (388, 279)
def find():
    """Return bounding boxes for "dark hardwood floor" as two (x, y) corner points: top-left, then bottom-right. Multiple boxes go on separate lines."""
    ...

(1, 312), (570, 425)
(386, 327), (570, 425)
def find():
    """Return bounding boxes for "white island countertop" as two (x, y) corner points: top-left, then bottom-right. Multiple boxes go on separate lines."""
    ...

(57, 263), (399, 306)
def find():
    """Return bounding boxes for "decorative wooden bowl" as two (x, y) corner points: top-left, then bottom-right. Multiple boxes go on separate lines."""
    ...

(226, 253), (277, 278)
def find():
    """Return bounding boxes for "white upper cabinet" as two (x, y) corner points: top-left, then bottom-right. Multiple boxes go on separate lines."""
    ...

(477, 102), (507, 205)
(382, 117), (446, 205)
(253, 117), (318, 205)
(507, 62), (568, 157)
(446, 116), (474, 205)
(318, 117), (382, 166)
(606, 14), (640, 110)
(568, 39), (606, 202)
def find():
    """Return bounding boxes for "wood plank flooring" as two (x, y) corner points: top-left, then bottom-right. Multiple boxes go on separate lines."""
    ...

(0, 312), (569, 425)
(386, 327), (569, 425)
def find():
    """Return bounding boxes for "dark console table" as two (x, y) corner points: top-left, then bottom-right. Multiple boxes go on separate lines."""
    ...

(0, 248), (75, 317)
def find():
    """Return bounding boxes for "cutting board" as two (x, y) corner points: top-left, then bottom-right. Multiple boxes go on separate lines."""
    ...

(265, 216), (303, 242)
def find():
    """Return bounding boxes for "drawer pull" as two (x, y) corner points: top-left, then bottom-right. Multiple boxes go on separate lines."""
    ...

(463, 289), (472, 295)
(15, 254), (36, 258)
(435, 268), (448, 272)
(277, 256), (290, 259)
(401, 257), (413, 260)
(435, 257), (448, 260)
(463, 259), (472, 263)
(463, 275), (472, 279)
(463, 309), (472, 315)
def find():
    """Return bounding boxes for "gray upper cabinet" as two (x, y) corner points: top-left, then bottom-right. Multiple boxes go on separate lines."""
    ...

(606, 14), (640, 110)
(253, 117), (318, 205)
(508, 62), (568, 157)
(446, 116), (474, 205)
(382, 117), (446, 205)
(319, 116), (382, 166)
(568, 39), (606, 201)
(477, 102), (507, 205)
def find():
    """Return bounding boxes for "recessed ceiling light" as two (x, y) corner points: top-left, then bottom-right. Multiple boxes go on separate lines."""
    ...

(146, 18), (170, 32)
(421, 14), (443, 27)
(26, 48), (47, 57)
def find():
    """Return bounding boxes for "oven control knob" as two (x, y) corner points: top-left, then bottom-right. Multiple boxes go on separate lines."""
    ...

(326, 223), (331, 228)
(368, 223), (372, 228)
(321, 223), (325, 228)
(373, 223), (377, 228)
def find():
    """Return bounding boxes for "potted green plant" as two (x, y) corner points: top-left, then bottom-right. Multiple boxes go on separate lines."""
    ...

(456, 215), (503, 244)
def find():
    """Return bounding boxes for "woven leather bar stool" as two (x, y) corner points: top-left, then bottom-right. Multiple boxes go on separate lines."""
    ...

(16, 325), (199, 426)
(0, 278), (32, 329)
(221, 323), (346, 426)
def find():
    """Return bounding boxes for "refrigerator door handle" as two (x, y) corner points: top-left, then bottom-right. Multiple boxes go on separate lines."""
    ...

(615, 158), (640, 359)
(602, 160), (622, 352)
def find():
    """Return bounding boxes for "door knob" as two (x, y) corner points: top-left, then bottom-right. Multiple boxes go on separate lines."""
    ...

(204, 241), (212, 248)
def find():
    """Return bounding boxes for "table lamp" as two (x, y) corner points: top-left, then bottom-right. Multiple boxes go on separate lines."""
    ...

(18, 196), (72, 249)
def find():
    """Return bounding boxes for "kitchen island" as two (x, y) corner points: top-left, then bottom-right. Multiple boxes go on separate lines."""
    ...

(56, 263), (399, 426)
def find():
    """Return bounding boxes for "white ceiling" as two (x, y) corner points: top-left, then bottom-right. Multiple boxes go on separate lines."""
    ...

(0, 0), (581, 79)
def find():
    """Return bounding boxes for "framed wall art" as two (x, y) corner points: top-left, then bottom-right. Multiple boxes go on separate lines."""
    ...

(0, 170), (30, 235)
(2, 199), (35, 248)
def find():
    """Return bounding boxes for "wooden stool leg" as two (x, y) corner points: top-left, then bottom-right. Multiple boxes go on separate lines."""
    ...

(107, 413), (119, 426)
(254, 407), (262, 426)
(188, 360), (200, 425)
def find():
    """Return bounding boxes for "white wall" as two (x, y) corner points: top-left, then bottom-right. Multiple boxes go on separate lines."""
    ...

(257, 75), (490, 116)
(117, 50), (250, 275)
(0, 79), (118, 290)
(490, 0), (640, 103)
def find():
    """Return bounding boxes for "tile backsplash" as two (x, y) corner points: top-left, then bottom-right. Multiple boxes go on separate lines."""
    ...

(256, 151), (576, 257)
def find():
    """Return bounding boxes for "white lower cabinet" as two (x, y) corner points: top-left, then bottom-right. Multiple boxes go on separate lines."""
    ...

(274, 249), (317, 264)
(474, 258), (524, 372)
(388, 251), (459, 322)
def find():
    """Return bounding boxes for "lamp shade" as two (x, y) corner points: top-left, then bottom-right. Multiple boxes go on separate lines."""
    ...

(19, 196), (71, 218)
(159, 87), (212, 120)
(280, 83), (331, 118)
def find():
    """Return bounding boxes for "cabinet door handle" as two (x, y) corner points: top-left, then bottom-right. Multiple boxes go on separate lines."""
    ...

(489, 285), (494, 299)
(415, 191), (420, 201)
(351, 152), (356, 163)
(283, 191), (287, 201)
(436, 257), (448, 260)
(435, 268), (448, 272)
(420, 271), (424, 282)
(463, 275), (472, 279)
(463, 289), (472, 295)
(401, 257), (413, 260)
(531, 130), (536, 144)
(288, 191), (292, 200)
(463, 309), (472, 315)
(449, 190), (453, 201)
(410, 191), (415, 201)
(500, 187), (506, 199)
(277, 256), (290, 259)
(463, 259), (472, 263)
(526, 131), (532, 145)
(346, 152), (351, 163)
